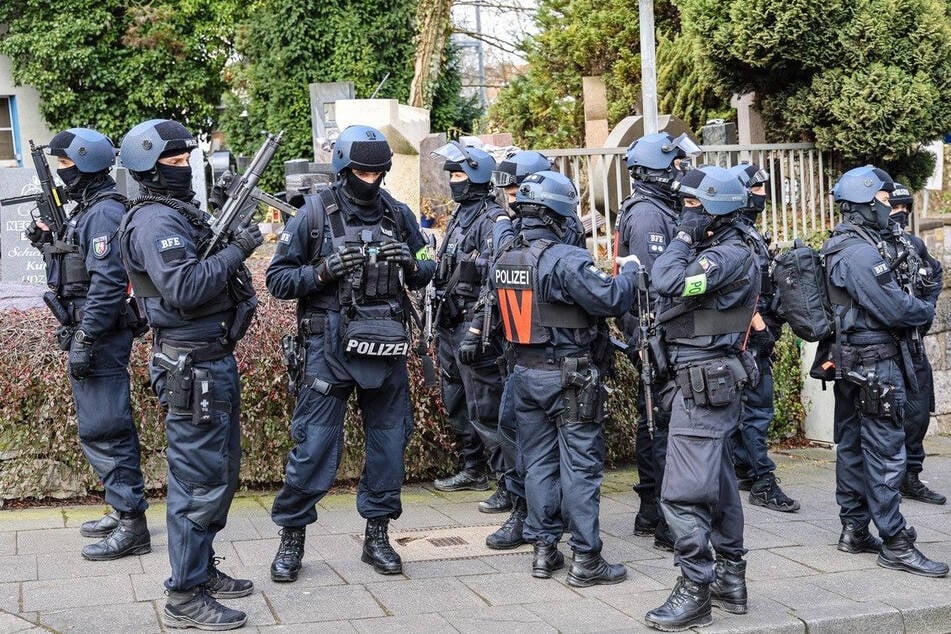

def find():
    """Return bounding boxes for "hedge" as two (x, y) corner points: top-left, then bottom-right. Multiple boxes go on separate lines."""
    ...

(0, 255), (803, 500)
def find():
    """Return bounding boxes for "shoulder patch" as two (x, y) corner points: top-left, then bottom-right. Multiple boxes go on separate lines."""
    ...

(91, 235), (110, 259)
(873, 260), (892, 284)
(279, 231), (292, 245)
(156, 235), (185, 252)
(648, 232), (665, 244)
(586, 264), (610, 281)
(698, 256), (717, 272)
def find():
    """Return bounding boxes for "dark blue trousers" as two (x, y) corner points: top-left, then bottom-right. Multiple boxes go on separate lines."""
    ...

(733, 358), (777, 480)
(514, 365), (605, 553)
(903, 353), (934, 475)
(271, 332), (415, 526)
(152, 353), (241, 592)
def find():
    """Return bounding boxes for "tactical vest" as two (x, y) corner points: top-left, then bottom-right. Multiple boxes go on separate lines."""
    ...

(435, 200), (491, 299)
(302, 188), (407, 313)
(119, 195), (237, 320)
(493, 238), (593, 345)
(47, 191), (126, 299)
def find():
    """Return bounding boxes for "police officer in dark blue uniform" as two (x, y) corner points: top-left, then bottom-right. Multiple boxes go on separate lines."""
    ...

(614, 132), (698, 549)
(267, 125), (435, 581)
(120, 119), (261, 630)
(820, 166), (946, 578)
(726, 163), (800, 513)
(479, 150), (567, 550)
(487, 170), (637, 585)
(644, 166), (760, 631)
(430, 143), (508, 514)
(25, 128), (150, 561)
(888, 184), (946, 506)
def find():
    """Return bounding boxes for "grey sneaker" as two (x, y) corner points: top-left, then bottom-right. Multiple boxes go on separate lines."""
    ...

(164, 587), (247, 630)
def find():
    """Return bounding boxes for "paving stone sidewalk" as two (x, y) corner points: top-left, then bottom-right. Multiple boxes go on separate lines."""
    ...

(1, 437), (950, 633)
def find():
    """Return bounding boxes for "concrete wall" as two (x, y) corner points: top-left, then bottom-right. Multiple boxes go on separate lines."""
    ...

(0, 55), (54, 166)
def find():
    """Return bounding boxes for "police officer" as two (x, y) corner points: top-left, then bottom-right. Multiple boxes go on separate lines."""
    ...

(25, 128), (150, 560)
(485, 170), (637, 585)
(821, 165), (946, 577)
(120, 119), (260, 630)
(615, 132), (698, 549)
(888, 184), (945, 506)
(267, 125), (435, 581)
(430, 142), (508, 515)
(726, 163), (800, 513)
(644, 166), (760, 631)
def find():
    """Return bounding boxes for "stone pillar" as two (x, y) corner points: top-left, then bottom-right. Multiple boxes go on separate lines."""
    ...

(730, 92), (767, 144)
(334, 99), (430, 215)
(582, 76), (610, 149)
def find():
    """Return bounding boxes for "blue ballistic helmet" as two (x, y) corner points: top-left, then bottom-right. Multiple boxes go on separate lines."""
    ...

(513, 170), (579, 218)
(626, 132), (701, 170)
(889, 182), (913, 210)
(48, 128), (116, 173)
(331, 125), (393, 175)
(492, 150), (553, 187)
(728, 162), (770, 189)
(673, 165), (748, 215)
(120, 119), (197, 173)
(431, 141), (495, 184)
(832, 165), (894, 204)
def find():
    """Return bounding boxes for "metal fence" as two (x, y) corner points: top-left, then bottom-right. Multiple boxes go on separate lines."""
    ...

(541, 143), (838, 257)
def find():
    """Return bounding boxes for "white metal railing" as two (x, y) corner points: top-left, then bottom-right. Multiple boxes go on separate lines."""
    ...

(542, 143), (839, 256)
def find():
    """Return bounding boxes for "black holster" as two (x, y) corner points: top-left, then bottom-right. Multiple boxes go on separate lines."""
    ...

(281, 334), (305, 396)
(152, 350), (194, 414)
(559, 356), (600, 425)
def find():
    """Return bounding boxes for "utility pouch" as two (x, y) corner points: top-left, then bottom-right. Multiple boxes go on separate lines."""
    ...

(122, 298), (150, 337)
(153, 351), (193, 413)
(341, 303), (409, 358)
(363, 260), (401, 299)
(281, 334), (305, 396)
(228, 297), (258, 343)
(649, 332), (670, 380)
(191, 368), (215, 425)
(679, 366), (708, 407)
(55, 325), (75, 352)
(703, 361), (737, 407)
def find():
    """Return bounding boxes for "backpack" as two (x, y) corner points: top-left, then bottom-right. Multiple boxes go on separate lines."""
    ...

(772, 238), (857, 342)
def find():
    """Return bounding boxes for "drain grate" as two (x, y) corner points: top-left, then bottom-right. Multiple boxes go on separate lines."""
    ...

(369, 524), (533, 562)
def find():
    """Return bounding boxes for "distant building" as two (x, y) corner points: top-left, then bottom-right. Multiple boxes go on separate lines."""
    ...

(0, 54), (54, 167)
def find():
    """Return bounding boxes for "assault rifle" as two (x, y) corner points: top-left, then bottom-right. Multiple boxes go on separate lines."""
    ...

(202, 130), (298, 258)
(0, 140), (68, 235)
(421, 232), (437, 347)
(636, 264), (656, 435)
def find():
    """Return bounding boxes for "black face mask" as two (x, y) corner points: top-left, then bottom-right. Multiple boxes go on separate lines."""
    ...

(345, 170), (383, 206)
(869, 198), (892, 230)
(750, 193), (767, 213)
(890, 211), (910, 229)
(57, 165), (82, 190)
(450, 180), (471, 203)
(156, 164), (194, 198)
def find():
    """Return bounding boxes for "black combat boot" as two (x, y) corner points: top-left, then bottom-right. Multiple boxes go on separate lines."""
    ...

(749, 473), (800, 512)
(709, 555), (747, 614)
(164, 586), (247, 631)
(634, 495), (659, 536)
(478, 478), (513, 513)
(486, 496), (526, 550)
(80, 509), (119, 538)
(837, 522), (882, 554)
(531, 542), (565, 579)
(566, 551), (627, 587)
(434, 468), (489, 492)
(878, 528), (949, 577)
(645, 577), (713, 631)
(270, 526), (305, 582)
(654, 525), (675, 552)
(207, 556), (253, 599)
(81, 511), (151, 561)
(900, 472), (947, 505)
(361, 518), (403, 575)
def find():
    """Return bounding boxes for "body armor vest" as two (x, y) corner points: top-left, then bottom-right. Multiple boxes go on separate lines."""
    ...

(120, 195), (237, 320)
(494, 238), (593, 345)
(435, 200), (489, 300)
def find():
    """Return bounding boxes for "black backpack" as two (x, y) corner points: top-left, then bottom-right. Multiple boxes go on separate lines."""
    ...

(772, 238), (855, 342)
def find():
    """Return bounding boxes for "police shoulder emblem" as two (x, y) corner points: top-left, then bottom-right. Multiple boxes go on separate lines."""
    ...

(156, 235), (185, 252)
(92, 235), (110, 259)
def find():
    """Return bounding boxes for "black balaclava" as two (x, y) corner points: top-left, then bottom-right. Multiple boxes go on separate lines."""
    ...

(344, 169), (383, 207)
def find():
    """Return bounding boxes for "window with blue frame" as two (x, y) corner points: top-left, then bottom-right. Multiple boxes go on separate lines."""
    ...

(0, 96), (17, 165)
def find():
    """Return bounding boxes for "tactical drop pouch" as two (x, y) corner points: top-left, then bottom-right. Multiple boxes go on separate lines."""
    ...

(341, 303), (409, 358)
(152, 351), (194, 414)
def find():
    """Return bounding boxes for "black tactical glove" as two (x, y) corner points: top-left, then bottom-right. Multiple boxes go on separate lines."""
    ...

(676, 208), (713, 245)
(25, 219), (52, 248)
(315, 246), (364, 283)
(458, 329), (483, 365)
(232, 223), (264, 258)
(68, 330), (94, 380)
(748, 327), (777, 359)
(379, 240), (415, 272)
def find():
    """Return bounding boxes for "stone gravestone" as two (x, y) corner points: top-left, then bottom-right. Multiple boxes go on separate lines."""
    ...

(0, 168), (46, 284)
(309, 82), (355, 162)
